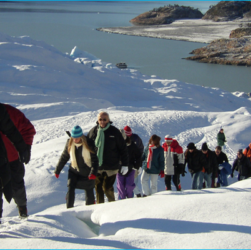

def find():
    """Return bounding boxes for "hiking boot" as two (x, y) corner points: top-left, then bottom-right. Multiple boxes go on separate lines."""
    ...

(143, 194), (147, 197)
(18, 205), (28, 218)
(136, 194), (141, 198)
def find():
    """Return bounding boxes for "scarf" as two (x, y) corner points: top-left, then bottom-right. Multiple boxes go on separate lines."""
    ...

(95, 123), (111, 166)
(70, 142), (92, 171)
(147, 144), (157, 169)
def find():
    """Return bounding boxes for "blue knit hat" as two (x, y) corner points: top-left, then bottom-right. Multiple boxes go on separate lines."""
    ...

(71, 125), (83, 138)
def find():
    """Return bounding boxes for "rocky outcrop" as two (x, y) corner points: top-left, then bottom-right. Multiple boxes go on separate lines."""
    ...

(203, 1), (251, 22)
(130, 5), (203, 25)
(185, 37), (251, 66)
(230, 27), (251, 38)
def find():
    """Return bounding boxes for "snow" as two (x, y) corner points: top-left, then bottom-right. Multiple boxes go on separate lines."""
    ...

(1, 31), (251, 249)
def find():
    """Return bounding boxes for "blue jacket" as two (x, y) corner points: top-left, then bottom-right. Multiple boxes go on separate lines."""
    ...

(142, 145), (164, 174)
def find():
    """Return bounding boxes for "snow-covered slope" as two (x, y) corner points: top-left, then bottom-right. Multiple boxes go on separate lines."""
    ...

(1, 32), (251, 249)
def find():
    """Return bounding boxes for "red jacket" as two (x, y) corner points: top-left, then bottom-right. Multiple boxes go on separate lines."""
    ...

(0, 104), (36, 162)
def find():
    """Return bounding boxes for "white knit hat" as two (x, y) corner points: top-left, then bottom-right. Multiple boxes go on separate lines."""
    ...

(164, 135), (173, 142)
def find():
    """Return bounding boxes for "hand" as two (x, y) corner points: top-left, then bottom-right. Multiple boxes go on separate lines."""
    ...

(159, 170), (165, 178)
(19, 148), (30, 164)
(88, 174), (96, 180)
(218, 164), (223, 170)
(121, 166), (128, 175)
(55, 174), (59, 179)
(137, 167), (142, 175)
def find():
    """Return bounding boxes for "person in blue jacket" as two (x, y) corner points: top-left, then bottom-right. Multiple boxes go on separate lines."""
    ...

(141, 134), (164, 197)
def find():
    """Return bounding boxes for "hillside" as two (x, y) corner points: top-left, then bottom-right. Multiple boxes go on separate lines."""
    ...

(1, 32), (251, 249)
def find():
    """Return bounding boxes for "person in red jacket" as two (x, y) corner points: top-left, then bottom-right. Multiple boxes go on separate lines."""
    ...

(0, 104), (36, 218)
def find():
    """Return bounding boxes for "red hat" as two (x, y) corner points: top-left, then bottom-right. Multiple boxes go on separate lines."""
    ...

(165, 135), (173, 142)
(124, 126), (132, 137)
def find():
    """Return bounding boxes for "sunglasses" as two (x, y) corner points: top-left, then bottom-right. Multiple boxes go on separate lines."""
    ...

(99, 118), (107, 122)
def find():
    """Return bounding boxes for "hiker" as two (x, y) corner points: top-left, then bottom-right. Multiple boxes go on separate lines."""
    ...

(214, 146), (231, 187)
(217, 128), (227, 150)
(0, 103), (29, 223)
(185, 142), (208, 190)
(231, 149), (251, 181)
(124, 126), (144, 197)
(243, 143), (251, 163)
(141, 134), (164, 196)
(200, 142), (218, 188)
(87, 112), (128, 203)
(0, 104), (36, 218)
(55, 125), (98, 208)
(162, 135), (185, 191)
(116, 129), (142, 199)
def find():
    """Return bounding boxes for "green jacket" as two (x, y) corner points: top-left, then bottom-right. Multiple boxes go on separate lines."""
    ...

(217, 132), (226, 147)
(142, 146), (164, 174)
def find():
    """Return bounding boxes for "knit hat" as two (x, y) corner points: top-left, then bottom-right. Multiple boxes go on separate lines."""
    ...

(124, 126), (132, 137)
(187, 142), (196, 150)
(71, 125), (83, 138)
(201, 142), (208, 151)
(238, 149), (243, 155)
(119, 129), (127, 140)
(164, 135), (173, 142)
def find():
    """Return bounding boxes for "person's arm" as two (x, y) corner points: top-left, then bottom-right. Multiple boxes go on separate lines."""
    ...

(87, 138), (98, 177)
(133, 144), (142, 170)
(54, 140), (70, 175)
(116, 129), (129, 167)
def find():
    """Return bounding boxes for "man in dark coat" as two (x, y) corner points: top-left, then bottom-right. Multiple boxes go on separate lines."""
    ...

(0, 103), (29, 222)
(0, 104), (36, 218)
(231, 149), (251, 180)
(87, 112), (129, 203)
(185, 142), (208, 190)
(200, 142), (218, 188)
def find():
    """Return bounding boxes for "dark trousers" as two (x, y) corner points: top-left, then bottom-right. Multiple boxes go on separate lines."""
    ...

(95, 172), (116, 204)
(164, 174), (181, 191)
(66, 171), (95, 208)
(10, 160), (27, 207)
(0, 190), (2, 218)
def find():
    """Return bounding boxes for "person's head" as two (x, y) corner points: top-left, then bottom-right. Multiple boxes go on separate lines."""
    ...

(187, 142), (196, 153)
(97, 111), (110, 128)
(215, 146), (222, 155)
(164, 135), (173, 146)
(149, 134), (161, 147)
(220, 128), (224, 133)
(201, 142), (209, 154)
(237, 149), (243, 159)
(69, 125), (94, 153)
(124, 126), (132, 137)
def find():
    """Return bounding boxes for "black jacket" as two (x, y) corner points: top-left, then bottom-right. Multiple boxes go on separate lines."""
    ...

(131, 133), (144, 155)
(214, 151), (228, 165)
(55, 137), (98, 178)
(185, 149), (208, 173)
(202, 149), (218, 175)
(232, 155), (251, 177)
(87, 123), (129, 171)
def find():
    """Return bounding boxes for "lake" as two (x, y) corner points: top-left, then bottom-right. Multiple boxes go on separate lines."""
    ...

(0, 1), (250, 92)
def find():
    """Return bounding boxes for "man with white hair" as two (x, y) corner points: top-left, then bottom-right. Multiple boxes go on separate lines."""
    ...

(162, 135), (184, 191)
(87, 111), (129, 203)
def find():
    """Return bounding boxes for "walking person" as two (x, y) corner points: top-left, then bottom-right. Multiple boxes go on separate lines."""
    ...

(243, 143), (251, 163)
(0, 103), (29, 223)
(0, 104), (36, 218)
(214, 146), (231, 187)
(185, 142), (208, 190)
(231, 149), (251, 181)
(87, 112), (129, 203)
(124, 125), (144, 197)
(217, 128), (227, 151)
(162, 135), (184, 191)
(116, 129), (142, 199)
(141, 134), (164, 196)
(55, 125), (98, 208)
(200, 142), (218, 188)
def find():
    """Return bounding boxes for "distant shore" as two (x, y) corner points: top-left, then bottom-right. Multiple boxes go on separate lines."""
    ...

(97, 19), (250, 44)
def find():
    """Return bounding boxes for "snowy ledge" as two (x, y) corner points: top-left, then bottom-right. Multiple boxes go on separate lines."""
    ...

(97, 19), (250, 44)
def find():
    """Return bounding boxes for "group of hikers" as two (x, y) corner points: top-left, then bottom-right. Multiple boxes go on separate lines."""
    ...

(1, 106), (251, 223)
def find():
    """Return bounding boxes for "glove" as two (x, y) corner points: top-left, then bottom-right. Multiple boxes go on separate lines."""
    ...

(19, 148), (30, 164)
(231, 173), (234, 178)
(218, 164), (223, 170)
(137, 167), (142, 175)
(55, 174), (59, 179)
(159, 170), (165, 178)
(121, 166), (128, 175)
(88, 174), (96, 180)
